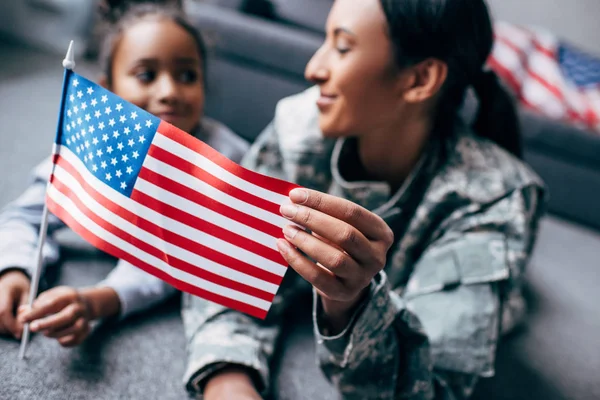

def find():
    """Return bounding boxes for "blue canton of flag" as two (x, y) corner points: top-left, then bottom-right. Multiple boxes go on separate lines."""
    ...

(558, 44), (600, 88)
(60, 72), (160, 196)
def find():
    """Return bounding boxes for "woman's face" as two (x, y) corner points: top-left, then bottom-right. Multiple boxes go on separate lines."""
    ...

(305, 0), (404, 138)
(108, 18), (205, 134)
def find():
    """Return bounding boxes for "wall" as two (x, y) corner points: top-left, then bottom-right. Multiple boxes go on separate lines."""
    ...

(487, 0), (600, 55)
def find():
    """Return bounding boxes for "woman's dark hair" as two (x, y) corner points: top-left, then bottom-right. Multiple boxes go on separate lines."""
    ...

(379, 0), (522, 158)
(98, 0), (208, 88)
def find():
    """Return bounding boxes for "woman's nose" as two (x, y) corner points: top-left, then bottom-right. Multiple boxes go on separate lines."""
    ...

(305, 45), (330, 84)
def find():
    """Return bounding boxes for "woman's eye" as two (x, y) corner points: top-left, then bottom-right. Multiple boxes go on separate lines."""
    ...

(336, 47), (350, 55)
(136, 71), (156, 83)
(179, 70), (198, 83)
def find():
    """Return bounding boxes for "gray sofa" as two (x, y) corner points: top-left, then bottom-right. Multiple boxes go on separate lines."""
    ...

(1, 2), (599, 399)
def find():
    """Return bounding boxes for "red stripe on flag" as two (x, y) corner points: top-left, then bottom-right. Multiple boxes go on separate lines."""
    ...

(54, 155), (284, 285)
(157, 121), (299, 196)
(140, 151), (282, 236)
(50, 173), (277, 303)
(46, 195), (268, 319)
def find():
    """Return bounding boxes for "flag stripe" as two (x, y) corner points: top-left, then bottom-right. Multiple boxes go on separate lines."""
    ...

(148, 145), (284, 220)
(50, 166), (280, 299)
(56, 147), (287, 276)
(130, 186), (285, 267)
(46, 186), (272, 314)
(156, 123), (298, 199)
(142, 152), (285, 233)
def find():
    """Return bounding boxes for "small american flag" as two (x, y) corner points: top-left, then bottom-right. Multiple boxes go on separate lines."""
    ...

(47, 71), (297, 319)
(488, 21), (600, 134)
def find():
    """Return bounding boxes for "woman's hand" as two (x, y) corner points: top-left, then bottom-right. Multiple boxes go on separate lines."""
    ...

(0, 270), (30, 339)
(18, 286), (94, 347)
(276, 188), (394, 334)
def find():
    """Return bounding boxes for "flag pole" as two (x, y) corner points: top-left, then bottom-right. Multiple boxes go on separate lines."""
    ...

(19, 41), (76, 360)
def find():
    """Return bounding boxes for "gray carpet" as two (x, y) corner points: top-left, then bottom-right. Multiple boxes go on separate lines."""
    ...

(1, 39), (599, 400)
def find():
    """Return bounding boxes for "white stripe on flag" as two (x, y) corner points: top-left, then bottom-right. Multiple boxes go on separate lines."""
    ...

(143, 155), (289, 229)
(47, 184), (272, 311)
(153, 133), (290, 205)
(57, 146), (287, 276)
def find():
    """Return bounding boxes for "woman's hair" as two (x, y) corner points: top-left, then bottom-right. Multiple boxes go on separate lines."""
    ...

(97, 0), (207, 88)
(379, 0), (522, 158)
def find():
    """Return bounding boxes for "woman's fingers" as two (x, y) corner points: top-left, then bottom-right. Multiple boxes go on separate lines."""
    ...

(288, 188), (394, 245)
(282, 225), (361, 280)
(45, 317), (89, 339)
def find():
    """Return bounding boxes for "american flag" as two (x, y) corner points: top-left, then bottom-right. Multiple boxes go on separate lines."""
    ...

(488, 21), (600, 134)
(47, 71), (297, 319)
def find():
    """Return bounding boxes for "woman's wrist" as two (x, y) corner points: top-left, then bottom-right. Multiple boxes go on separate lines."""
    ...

(319, 286), (371, 335)
(78, 286), (121, 321)
(204, 365), (260, 399)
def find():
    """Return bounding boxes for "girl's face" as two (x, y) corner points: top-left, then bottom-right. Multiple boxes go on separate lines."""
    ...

(107, 18), (205, 134)
(304, 0), (404, 138)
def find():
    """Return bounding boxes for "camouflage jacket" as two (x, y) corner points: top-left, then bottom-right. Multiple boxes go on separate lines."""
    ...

(183, 87), (546, 399)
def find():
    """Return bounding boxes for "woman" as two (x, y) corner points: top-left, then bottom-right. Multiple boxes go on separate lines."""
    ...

(183, 0), (546, 398)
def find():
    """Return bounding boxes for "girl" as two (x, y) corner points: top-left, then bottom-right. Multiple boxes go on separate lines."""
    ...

(184, 0), (546, 399)
(0, 3), (248, 347)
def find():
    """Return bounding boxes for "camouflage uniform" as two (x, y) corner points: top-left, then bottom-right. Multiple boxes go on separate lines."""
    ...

(182, 87), (546, 399)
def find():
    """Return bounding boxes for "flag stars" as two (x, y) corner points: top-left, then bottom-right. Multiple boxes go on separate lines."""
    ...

(67, 110), (72, 117)
(66, 125), (71, 133)
(66, 138), (71, 145)
(81, 102), (87, 111)
(109, 119), (116, 127)
(98, 122), (105, 130)
(126, 166), (133, 174)
(124, 127), (131, 135)
(87, 87), (94, 95)
(122, 154), (129, 162)
(71, 121), (76, 129)
(145, 120), (153, 128)
(132, 151), (139, 159)
(84, 155), (88, 162)
(95, 110), (101, 118)
(116, 170), (123, 178)
(92, 137), (99, 146)
(73, 106), (79, 114)
(77, 118), (83, 126)
(128, 139), (135, 147)
(101, 95), (108, 103)
(80, 128), (86, 137)
(130, 111), (138, 120)
(106, 145), (113, 154)
(119, 115), (127, 123)
(77, 91), (83, 99)
(139, 135), (146, 144)
(91, 98), (98, 107)
(111, 157), (118, 166)
(85, 114), (91, 122)
(117, 142), (124, 151)
(88, 152), (94, 161)
(101, 161), (108, 169)
(102, 134), (109, 142)
(113, 130), (120, 139)
(105, 106), (112, 115)
(70, 94), (75, 102)
(76, 132), (81, 140)
(73, 79), (79, 87)
(120, 182), (127, 190)
(89, 126), (95, 134)
(116, 103), (123, 112)
(84, 140), (90, 149)
(92, 164), (98, 172)
(105, 173), (112, 181)
(96, 149), (103, 157)
(134, 123), (141, 132)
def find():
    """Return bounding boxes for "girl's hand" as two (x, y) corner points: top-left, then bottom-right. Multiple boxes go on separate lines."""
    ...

(0, 270), (30, 339)
(277, 188), (394, 333)
(204, 366), (263, 400)
(18, 286), (93, 347)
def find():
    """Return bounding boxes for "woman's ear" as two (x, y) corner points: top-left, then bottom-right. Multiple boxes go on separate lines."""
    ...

(402, 58), (448, 104)
(98, 76), (109, 89)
